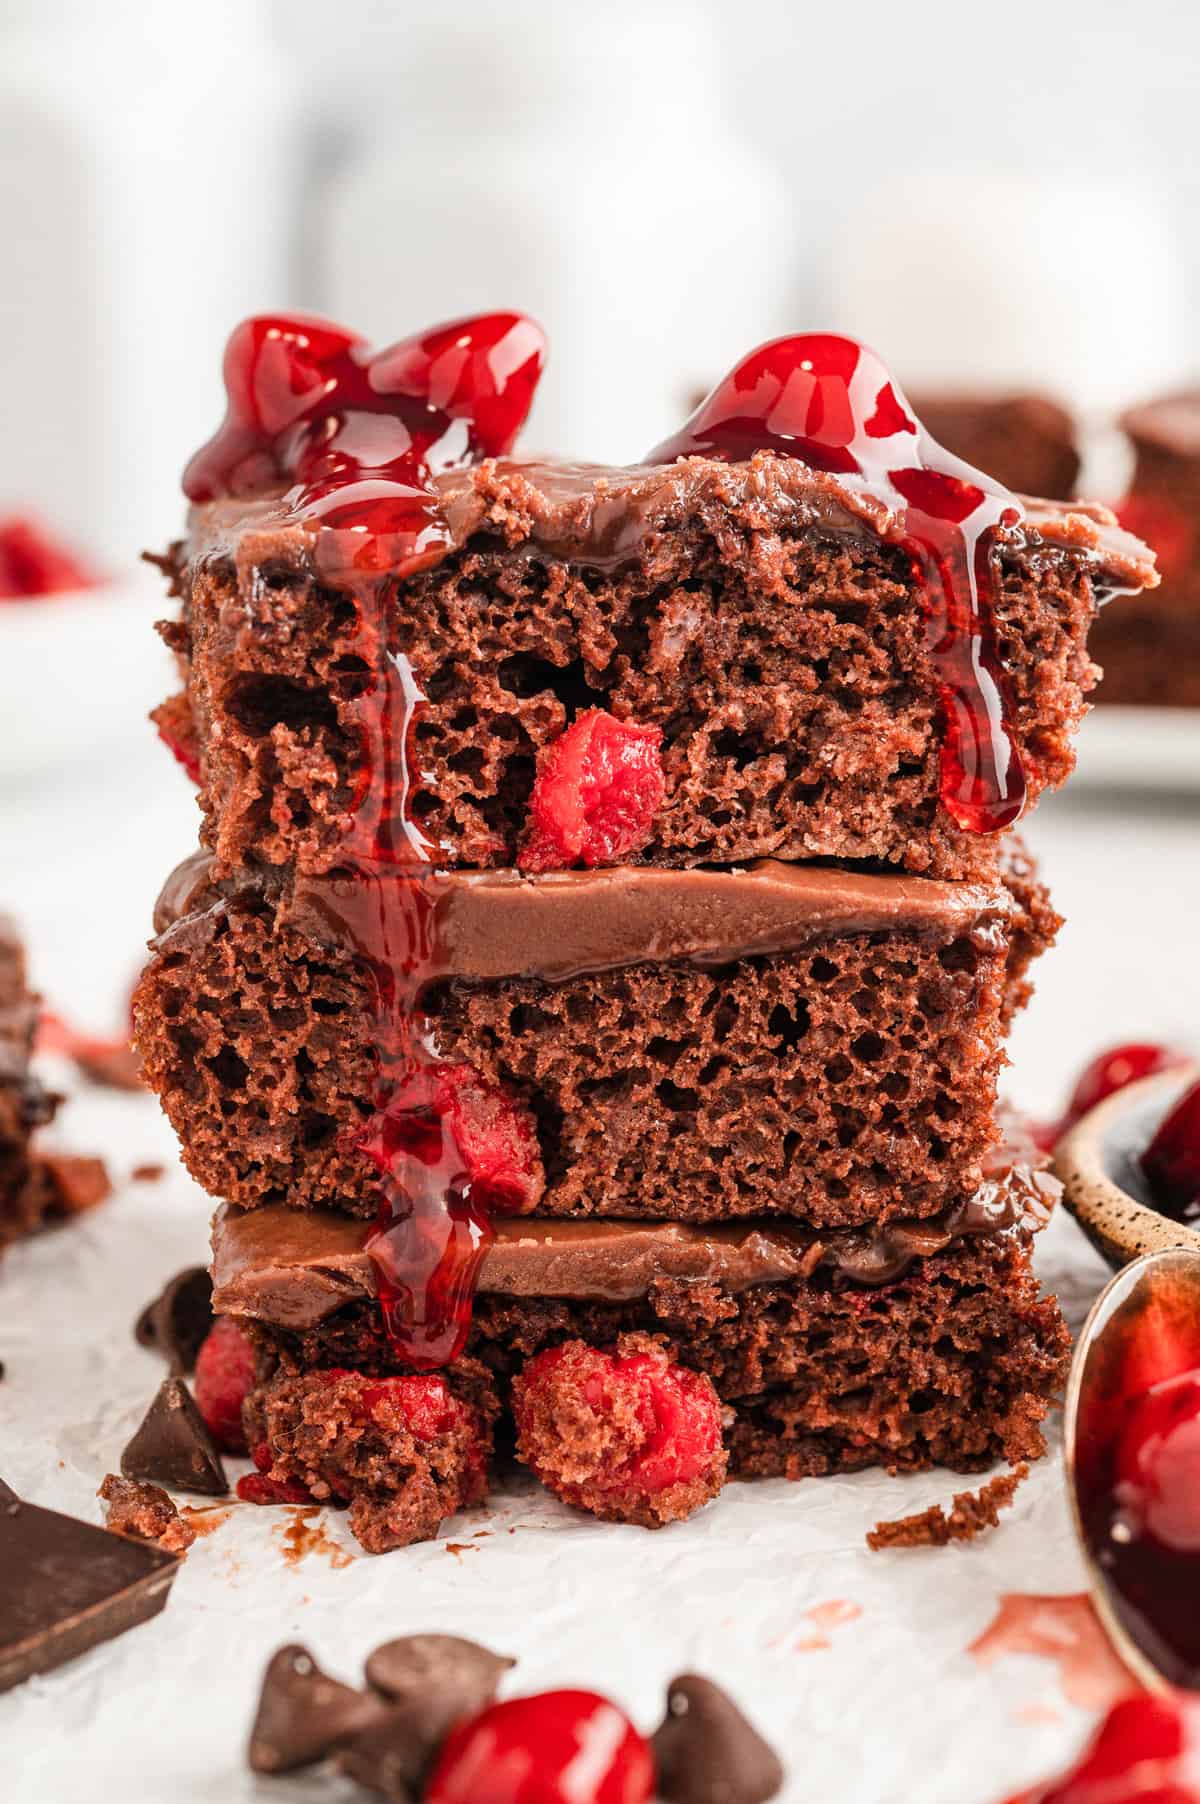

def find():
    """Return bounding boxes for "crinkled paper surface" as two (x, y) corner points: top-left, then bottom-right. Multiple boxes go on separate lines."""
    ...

(1, 1074), (1126, 1804)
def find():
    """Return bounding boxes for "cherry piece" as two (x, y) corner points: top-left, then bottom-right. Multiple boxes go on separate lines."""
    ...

(193, 1318), (257, 1454)
(648, 334), (1026, 836)
(183, 311), (545, 576)
(0, 515), (97, 599)
(1114, 1366), (1200, 1553)
(1142, 1079), (1200, 1221)
(1001, 1694), (1200, 1804)
(513, 1340), (727, 1527)
(1061, 1042), (1192, 1141)
(425, 1690), (655, 1804)
(519, 710), (666, 872)
(237, 1471), (315, 1506)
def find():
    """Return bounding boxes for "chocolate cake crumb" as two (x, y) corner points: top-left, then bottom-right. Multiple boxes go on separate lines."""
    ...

(136, 851), (1056, 1228)
(37, 1152), (112, 1217)
(866, 1463), (1029, 1550)
(98, 1473), (195, 1555)
(131, 1162), (165, 1183)
(243, 1370), (494, 1554)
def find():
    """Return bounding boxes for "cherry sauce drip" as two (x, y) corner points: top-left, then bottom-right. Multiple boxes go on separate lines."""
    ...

(1074, 1266), (1200, 1688)
(648, 333), (1027, 834)
(187, 311), (546, 1369)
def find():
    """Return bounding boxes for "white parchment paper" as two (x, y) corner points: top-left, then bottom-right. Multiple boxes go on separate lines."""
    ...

(1, 1071), (1126, 1804)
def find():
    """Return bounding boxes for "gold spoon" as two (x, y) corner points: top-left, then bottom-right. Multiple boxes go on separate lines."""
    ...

(1064, 1247), (1200, 1693)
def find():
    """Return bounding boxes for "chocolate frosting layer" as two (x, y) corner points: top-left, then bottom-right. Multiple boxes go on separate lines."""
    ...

(210, 1155), (1060, 1330)
(154, 851), (1010, 983)
(186, 452), (1156, 595)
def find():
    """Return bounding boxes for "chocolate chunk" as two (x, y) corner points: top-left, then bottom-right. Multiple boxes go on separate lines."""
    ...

(0, 1475), (178, 1692)
(652, 1674), (784, 1804)
(121, 1378), (227, 1496)
(135, 1266), (213, 1374)
(99, 1473), (196, 1554)
(364, 1633), (514, 1723)
(247, 1643), (388, 1774)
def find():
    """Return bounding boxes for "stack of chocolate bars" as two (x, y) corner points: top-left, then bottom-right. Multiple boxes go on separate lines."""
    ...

(134, 318), (1156, 1552)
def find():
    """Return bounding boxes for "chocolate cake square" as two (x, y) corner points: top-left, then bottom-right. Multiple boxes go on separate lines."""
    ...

(134, 842), (1056, 1232)
(210, 1139), (1069, 1550)
(907, 393), (1080, 504)
(1091, 391), (1200, 708)
(163, 457), (1149, 887)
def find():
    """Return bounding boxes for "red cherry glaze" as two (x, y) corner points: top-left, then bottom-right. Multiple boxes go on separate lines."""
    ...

(0, 515), (97, 599)
(519, 710), (666, 871)
(1002, 1695), (1200, 1804)
(183, 311), (545, 577)
(1074, 1265), (1200, 1689)
(649, 334), (1027, 835)
(425, 1690), (655, 1804)
(183, 312), (548, 1372)
(1142, 1079), (1200, 1222)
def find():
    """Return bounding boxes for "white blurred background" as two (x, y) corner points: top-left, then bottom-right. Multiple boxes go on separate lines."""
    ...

(0, 0), (1196, 1105)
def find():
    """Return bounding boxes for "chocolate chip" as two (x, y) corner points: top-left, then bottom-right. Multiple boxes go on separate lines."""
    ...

(135, 1267), (213, 1374)
(247, 1644), (388, 1774)
(335, 1702), (436, 1802)
(652, 1674), (784, 1804)
(121, 1379), (227, 1496)
(365, 1633), (514, 1726)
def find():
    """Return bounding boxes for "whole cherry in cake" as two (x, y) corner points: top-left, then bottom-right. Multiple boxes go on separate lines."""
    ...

(512, 1338), (728, 1528)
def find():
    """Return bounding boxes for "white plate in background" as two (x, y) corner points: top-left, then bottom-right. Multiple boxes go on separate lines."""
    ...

(1072, 704), (1200, 793)
(0, 572), (172, 780)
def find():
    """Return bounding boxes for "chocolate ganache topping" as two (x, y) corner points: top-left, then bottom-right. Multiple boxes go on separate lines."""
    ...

(211, 1147), (1059, 1332)
(153, 850), (1010, 982)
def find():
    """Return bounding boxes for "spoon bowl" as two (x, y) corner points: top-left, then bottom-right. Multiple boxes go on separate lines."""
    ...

(1064, 1248), (1200, 1692)
(1056, 1067), (1200, 1270)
